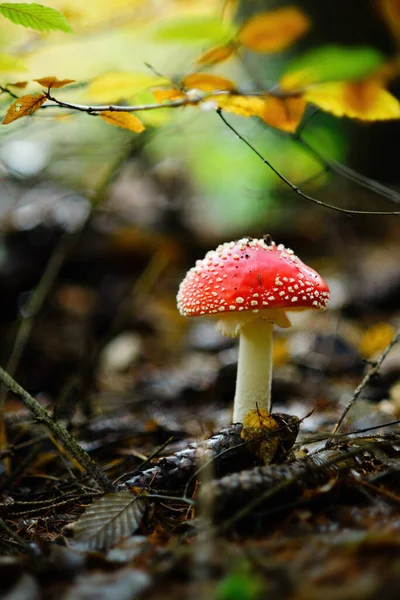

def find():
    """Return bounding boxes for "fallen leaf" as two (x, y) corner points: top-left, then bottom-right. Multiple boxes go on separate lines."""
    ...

(182, 73), (236, 92)
(2, 93), (46, 124)
(99, 111), (145, 133)
(35, 76), (75, 89)
(305, 80), (400, 120)
(237, 7), (310, 53)
(241, 409), (280, 465)
(196, 43), (237, 66)
(71, 490), (146, 550)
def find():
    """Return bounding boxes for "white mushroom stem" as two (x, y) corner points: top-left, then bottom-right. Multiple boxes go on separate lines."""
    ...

(233, 318), (274, 423)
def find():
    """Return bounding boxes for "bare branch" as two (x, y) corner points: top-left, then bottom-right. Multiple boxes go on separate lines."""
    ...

(217, 110), (400, 216)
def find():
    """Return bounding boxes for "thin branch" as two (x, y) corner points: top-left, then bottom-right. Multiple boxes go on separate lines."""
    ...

(326, 330), (400, 444)
(0, 366), (115, 493)
(216, 110), (400, 216)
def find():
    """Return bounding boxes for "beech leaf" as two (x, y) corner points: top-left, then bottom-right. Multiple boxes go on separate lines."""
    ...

(196, 43), (237, 66)
(0, 3), (72, 33)
(152, 15), (235, 44)
(305, 80), (400, 121)
(2, 93), (46, 124)
(35, 76), (75, 89)
(182, 73), (236, 92)
(99, 111), (145, 133)
(152, 88), (185, 103)
(216, 94), (305, 132)
(237, 7), (310, 53)
(71, 491), (146, 550)
(281, 46), (385, 91)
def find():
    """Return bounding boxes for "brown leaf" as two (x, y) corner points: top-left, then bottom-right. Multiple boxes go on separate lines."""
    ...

(196, 43), (237, 66)
(237, 7), (311, 53)
(2, 93), (47, 124)
(241, 409), (280, 465)
(99, 111), (145, 133)
(8, 81), (28, 88)
(71, 490), (146, 550)
(35, 76), (75, 89)
(182, 73), (236, 92)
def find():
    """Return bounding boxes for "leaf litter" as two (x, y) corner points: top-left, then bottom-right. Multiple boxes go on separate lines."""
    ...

(0, 169), (400, 599)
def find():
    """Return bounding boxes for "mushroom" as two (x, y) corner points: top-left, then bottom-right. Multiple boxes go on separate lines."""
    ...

(177, 237), (330, 423)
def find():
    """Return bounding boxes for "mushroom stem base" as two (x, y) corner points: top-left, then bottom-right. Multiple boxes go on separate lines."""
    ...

(233, 318), (273, 423)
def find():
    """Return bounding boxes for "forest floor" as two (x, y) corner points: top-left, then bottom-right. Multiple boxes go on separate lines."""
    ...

(1, 173), (400, 600)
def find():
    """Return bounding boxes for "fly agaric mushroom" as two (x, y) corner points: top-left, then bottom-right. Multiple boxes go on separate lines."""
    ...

(177, 237), (330, 423)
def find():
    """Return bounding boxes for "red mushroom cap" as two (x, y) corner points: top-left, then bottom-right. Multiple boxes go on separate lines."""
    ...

(177, 238), (329, 322)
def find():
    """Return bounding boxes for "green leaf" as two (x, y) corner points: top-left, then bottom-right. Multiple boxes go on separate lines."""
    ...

(0, 3), (72, 33)
(0, 53), (27, 72)
(281, 45), (385, 90)
(152, 16), (235, 44)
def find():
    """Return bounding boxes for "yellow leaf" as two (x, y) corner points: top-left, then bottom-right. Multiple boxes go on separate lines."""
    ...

(216, 93), (305, 132)
(2, 93), (47, 124)
(261, 95), (306, 132)
(35, 76), (75, 89)
(88, 72), (167, 103)
(359, 322), (395, 358)
(196, 43), (237, 66)
(216, 94), (269, 118)
(99, 111), (145, 133)
(152, 88), (185, 103)
(237, 7), (311, 53)
(241, 409), (280, 465)
(305, 80), (400, 120)
(182, 73), (236, 92)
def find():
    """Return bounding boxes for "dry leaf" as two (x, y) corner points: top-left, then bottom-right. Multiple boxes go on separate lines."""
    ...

(241, 409), (280, 465)
(2, 93), (47, 124)
(237, 7), (310, 53)
(196, 43), (237, 66)
(35, 76), (75, 89)
(8, 81), (28, 88)
(305, 80), (400, 120)
(152, 88), (186, 103)
(99, 111), (146, 133)
(71, 490), (146, 550)
(182, 73), (236, 92)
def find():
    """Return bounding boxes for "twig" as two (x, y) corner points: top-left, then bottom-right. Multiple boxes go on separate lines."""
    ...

(327, 330), (400, 444)
(216, 110), (400, 216)
(0, 518), (36, 554)
(0, 366), (115, 493)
